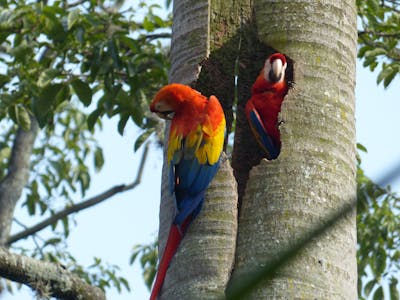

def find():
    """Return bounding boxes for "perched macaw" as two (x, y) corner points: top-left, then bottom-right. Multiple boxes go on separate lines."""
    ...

(245, 53), (289, 159)
(149, 83), (226, 300)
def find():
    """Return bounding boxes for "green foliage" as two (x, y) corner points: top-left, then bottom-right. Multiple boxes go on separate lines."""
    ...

(0, 0), (171, 295)
(0, 0), (170, 131)
(130, 238), (158, 290)
(356, 144), (400, 300)
(357, 0), (400, 87)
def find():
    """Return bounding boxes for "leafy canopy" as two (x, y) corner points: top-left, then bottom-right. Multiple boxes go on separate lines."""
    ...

(0, 0), (170, 294)
(357, 0), (400, 87)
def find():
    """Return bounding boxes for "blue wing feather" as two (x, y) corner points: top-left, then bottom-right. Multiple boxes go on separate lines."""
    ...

(248, 109), (280, 159)
(173, 155), (220, 228)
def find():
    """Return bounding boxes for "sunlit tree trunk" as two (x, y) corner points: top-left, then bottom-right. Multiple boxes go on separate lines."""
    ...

(231, 0), (358, 299)
(156, 0), (242, 298)
(160, 0), (357, 299)
(0, 118), (38, 247)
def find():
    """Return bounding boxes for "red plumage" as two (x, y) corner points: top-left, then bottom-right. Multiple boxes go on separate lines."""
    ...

(149, 220), (190, 300)
(149, 84), (225, 299)
(245, 53), (289, 159)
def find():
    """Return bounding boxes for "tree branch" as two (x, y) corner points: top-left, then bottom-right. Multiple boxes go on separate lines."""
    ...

(143, 33), (171, 41)
(0, 247), (105, 300)
(359, 35), (400, 61)
(7, 142), (149, 246)
(0, 117), (39, 246)
(358, 30), (400, 38)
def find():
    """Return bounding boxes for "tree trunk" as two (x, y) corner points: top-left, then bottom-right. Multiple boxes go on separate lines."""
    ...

(230, 0), (358, 299)
(162, 0), (357, 298)
(156, 0), (242, 298)
(0, 118), (38, 246)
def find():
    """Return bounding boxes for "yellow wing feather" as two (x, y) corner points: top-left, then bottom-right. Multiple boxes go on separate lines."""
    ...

(167, 95), (225, 166)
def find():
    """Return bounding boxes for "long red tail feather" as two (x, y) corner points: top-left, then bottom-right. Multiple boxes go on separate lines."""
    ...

(149, 218), (191, 300)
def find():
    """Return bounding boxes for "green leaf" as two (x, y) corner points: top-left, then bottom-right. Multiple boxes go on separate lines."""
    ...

(38, 69), (60, 87)
(364, 279), (377, 296)
(62, 217), (69, 237)
(372, 286), (383, 300)
(75, 26), (85, 44)
(142, 16), (155, 31)
(0, 147), (11, 161)
(358, 45), (372, 59)
(130, 91), (145, 127)
(67, 9), (80, 30)
(134, 129), (153, 152)
(389, 277), (399, 300)
(366, 0), (379, 13)
(377, 66), (391, 85)
(43, 238), (62, 247)
(357, 143), (367, 153)
(33, 83), (64, 126)
(78, 171), (90, 196)
(364, 48), (386, 58)
(108, 39), (121, 68)
(94, 147), (104, 171)
(119, 277), (131, 292)
(117, 114), (129, 135)
(87, 108), (103, 130)
(7, 105), (18, 124)
(71, 79), (92, 106)
(11, 42), (32, 62)
(25, 194), (36, 215)
(42, 7), (66, 42)
(383, 67), (397, 88)
(16, 105), (31, 131)
(0, 74), (9, 88)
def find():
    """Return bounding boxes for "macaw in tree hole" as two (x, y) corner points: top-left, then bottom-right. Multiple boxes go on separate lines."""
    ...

(245, 52), (289, 159)
(149, 83), (226, 300)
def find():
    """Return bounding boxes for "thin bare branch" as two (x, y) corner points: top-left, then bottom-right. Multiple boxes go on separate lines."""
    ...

(67, 0), (87, 8)
(358, 30), (400, 38)
(0, 247), (105, 300)
(7, 142), (150, 246)
(143, 33), (172, 41)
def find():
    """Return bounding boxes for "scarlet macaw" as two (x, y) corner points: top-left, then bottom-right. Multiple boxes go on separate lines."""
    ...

(245, 53), (289, 159)
(149, 83), (226, 300)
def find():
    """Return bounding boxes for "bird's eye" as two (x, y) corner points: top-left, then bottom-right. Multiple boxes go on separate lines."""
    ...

(156, 111), (175, 120)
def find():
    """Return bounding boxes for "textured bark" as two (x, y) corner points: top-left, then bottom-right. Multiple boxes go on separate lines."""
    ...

(159, 155), (237, 299)
(0, 118), (38, 246)
(0, 247), (105, 300)
(230, 0), (358, 299)
(156, 0), (241, 298)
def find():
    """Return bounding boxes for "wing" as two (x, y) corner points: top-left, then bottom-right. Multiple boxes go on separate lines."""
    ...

(246, 100), (280, 159)
(168, 96), (225, 227)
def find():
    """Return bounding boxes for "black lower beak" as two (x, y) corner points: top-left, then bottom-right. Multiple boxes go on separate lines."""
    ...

(269, 70), (281, 83)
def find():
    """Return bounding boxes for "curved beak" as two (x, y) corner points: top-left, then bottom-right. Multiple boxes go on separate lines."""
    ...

(269, 59), (283, 82)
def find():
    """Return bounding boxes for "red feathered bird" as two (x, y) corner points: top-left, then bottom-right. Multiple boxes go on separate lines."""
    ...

(149, 84), (225, 300)
(245, 53), (289, 159)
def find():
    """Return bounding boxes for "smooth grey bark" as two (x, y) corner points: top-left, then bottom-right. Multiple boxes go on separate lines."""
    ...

(156, 0), (241, 298)
(159, 155), (237, 299)
(230, 0), (358, 299)
(0, 118), (38, 246)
